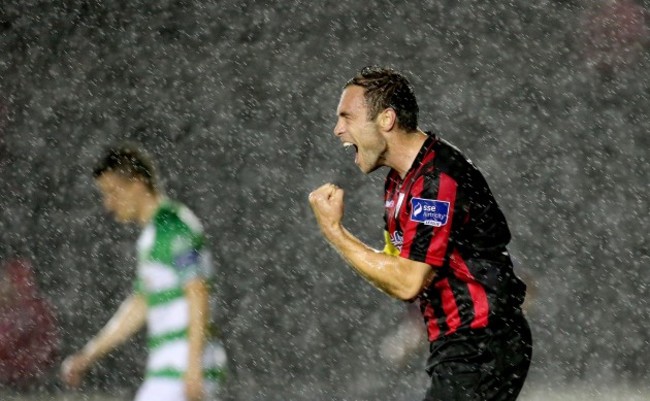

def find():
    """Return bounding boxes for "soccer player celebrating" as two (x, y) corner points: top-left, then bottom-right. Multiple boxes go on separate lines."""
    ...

(61, 145), (226, 401)
(309, 67), (532, 401)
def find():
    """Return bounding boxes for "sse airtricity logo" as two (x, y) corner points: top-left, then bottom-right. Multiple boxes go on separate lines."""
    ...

(410, 197), (450, 227)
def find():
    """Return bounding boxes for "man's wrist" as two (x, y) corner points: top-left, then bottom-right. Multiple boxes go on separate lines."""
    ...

(80, 342), (97, 364)
(322, 222), (345, 244)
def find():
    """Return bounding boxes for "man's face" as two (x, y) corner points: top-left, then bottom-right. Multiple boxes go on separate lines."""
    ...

(334, 85), (387, 174)
(96, 172), (143, 223)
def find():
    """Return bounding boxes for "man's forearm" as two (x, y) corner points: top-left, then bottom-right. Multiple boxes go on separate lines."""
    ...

(81, 294), (147, 363)
(324, 225), (432, 300)
(186, 280), (208, 379)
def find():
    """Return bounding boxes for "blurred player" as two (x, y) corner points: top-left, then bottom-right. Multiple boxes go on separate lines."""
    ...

(309, 67), (532, 401)
(61, 145), (227, 401)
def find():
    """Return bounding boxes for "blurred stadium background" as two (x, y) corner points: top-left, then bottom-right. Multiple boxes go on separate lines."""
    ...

(0, 0), (648, 400)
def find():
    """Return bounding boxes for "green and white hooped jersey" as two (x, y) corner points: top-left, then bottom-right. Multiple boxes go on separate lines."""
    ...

(135, 199), (226, 382)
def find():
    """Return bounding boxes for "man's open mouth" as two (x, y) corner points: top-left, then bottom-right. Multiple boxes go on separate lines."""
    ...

(343, 142), (359, 163)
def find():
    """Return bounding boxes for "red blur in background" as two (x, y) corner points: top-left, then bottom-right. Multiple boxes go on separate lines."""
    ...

(580, 0), (650, 73)
(0, 258), (59, 387)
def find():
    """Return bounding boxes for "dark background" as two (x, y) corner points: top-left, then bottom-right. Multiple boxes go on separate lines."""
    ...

(0, 0), (648, 400)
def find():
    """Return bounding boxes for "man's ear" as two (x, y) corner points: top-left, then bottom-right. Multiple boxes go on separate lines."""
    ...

(379, 108), (397, 132)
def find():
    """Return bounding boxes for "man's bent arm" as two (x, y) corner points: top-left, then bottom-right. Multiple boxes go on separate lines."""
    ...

(80, 293), (147, 363)
(326, 225), (434, 301)
(309, 183), (433, 300)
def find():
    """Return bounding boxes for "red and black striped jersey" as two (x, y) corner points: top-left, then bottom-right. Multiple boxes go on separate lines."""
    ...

(384, 133), (526, 342)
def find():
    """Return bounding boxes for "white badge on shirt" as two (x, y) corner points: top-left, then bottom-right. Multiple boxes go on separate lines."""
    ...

(410, 197), (450, 227)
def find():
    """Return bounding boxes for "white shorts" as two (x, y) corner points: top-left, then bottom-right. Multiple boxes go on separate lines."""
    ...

(134, 377), (220, 401)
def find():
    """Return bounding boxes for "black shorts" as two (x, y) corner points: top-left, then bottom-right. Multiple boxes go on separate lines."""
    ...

(423, 312), (532, 401)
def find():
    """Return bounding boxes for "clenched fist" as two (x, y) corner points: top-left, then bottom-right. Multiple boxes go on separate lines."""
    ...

(309, 183), (345, 239)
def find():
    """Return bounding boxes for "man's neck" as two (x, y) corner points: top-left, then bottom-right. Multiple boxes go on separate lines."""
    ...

(385, 129), (428, 179)
(137, 192), (163, 226)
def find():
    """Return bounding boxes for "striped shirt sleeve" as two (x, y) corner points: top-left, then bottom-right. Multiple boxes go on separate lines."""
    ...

(399, 172), (458, 267)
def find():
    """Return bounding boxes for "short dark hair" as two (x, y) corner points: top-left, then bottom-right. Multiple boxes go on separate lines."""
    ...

(92, 144), (158, 192)
(345, 66), (419, 132)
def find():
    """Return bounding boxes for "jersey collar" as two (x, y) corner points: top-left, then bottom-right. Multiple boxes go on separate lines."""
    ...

(404, 132), (437, 178)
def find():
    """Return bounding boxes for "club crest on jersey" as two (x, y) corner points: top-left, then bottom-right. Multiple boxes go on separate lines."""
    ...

(390, 230), (404, 250)
(410, 197), (450, 227)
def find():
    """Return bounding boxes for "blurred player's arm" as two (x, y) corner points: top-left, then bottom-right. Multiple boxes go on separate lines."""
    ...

(310, 184), (434, 301)
(61, 293), (147, 387)
(81, 293), (147, 360)
(185, 278), (209, 401)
